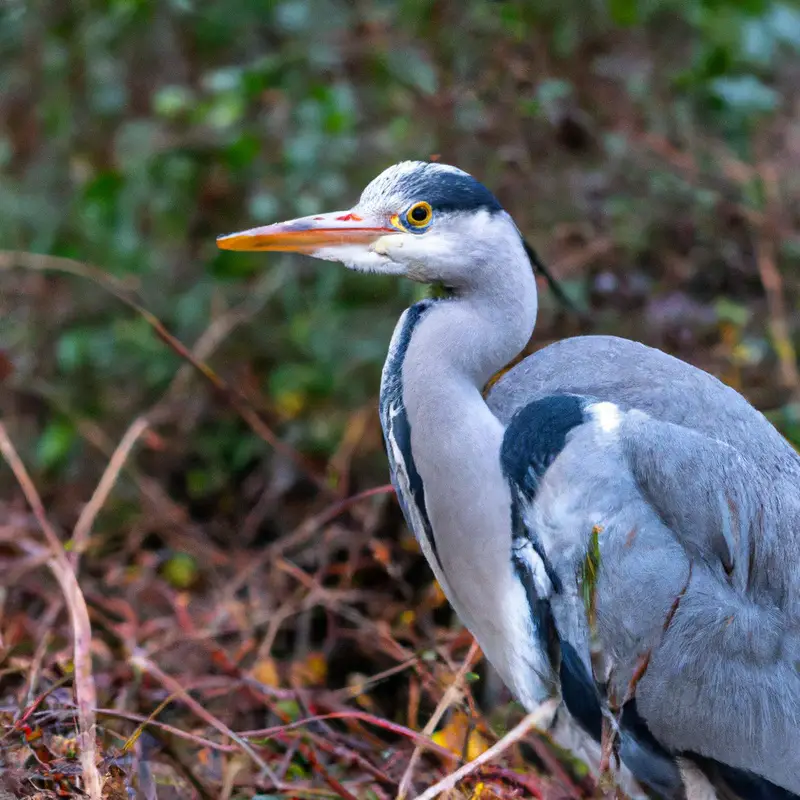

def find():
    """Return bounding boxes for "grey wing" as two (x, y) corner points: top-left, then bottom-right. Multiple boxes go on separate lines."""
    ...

(612, 413), (800, 796)
(504, 394), (800, 797)
(501, 395), (685, 798)
(487, 334), (800, 482)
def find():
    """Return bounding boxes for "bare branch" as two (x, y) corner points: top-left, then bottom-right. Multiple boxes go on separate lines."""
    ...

(397, 640), (479, 800)
(0, 422), (103, 800)
(71, 415), (149, 569)
(130, 652), (282, 789)
(414, 699), (558, 800)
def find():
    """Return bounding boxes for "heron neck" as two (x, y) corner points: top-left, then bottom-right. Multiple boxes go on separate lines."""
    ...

(390, 274), (541, 705)
(402, 277), (538, 403)
(398, 270), (539, 512)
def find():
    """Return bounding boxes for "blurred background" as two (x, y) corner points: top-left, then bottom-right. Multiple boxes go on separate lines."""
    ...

(3, 1), (800, 798)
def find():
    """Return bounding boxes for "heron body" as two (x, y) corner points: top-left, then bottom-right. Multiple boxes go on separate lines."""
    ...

(218, 162), (800, 799)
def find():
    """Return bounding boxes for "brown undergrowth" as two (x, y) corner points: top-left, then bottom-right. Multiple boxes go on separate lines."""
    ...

(0, 263), (596, 799)
(2, 125), (799, 799)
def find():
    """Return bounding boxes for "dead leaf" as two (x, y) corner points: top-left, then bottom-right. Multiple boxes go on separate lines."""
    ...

(252, 657), (280, 687)
(289, 651), (327, 686)
(432, 711), (491, 761)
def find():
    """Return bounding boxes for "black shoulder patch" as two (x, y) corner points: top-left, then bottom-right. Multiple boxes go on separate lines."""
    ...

(501, 394), (587, 499)
(504, 396), (586, 617)
(687, 755), (799, 800)
(405, 166), (503, 214)
(500, 396), (686, 797)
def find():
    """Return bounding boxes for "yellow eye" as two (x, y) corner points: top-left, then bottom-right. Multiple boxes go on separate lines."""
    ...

(405, 201), (432, 228)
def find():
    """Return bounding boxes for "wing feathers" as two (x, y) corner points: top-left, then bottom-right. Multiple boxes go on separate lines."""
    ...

(502, 394), (800, 797)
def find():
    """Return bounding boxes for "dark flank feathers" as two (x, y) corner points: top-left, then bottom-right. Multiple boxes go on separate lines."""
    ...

(560, 641), (684, 798)
(511, 548), (560, 680)
(688, 756), (800, 800)
(559, 639), (603, 741)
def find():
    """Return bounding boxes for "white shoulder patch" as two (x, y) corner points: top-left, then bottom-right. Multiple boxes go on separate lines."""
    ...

(587, 401), (622, 433)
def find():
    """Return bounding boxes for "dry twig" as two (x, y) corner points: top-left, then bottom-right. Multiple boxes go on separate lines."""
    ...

(130, 651), (282, 788)
(414, 699), (558, 800)
(0, 422), (103, 800)
(0, 250), (321, 485)
(71, 415), (150, 568)
(397, 640), (480, 800)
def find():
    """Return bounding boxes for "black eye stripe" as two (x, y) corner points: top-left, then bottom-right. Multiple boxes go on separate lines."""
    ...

(401, 167), (503, 213)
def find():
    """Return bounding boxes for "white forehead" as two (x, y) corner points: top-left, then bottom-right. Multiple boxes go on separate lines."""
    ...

(356, 161), (470, 210)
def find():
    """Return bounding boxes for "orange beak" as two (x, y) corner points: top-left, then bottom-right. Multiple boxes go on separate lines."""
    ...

(216, 210), (396, 254)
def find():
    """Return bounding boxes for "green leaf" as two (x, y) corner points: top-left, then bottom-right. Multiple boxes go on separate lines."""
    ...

(186, 468), (215, 497)
(608, 0), (639, 27)
(153, 85), (195, 118)
(162, 553), (198, 590)
(205, 92), (245, 130)
(56, 331), (87, 372)
(223, 133), (261, 171)
(580, 524), (602, 631)
(498, 3), (527, 40)
(37, 419), (77, 471)
(715, 298), (751, 327)
(711, 74), (780, 115)
(385, 48), (437, 95)
(275, 699), (300, 720)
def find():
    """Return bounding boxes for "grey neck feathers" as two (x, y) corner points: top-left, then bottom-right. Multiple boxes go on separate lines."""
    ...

(392, 244), (542, 699)
(398, 247), (539, 525)
(404, 260), (538, 403)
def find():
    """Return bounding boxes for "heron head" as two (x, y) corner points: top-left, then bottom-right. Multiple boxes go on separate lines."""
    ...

(217, 161), (529, 290)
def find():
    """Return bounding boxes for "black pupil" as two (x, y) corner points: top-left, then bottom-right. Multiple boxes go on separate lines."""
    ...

(410, 205), (428, 223)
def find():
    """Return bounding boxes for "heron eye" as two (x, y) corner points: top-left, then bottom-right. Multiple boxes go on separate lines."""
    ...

(406, 201), (433, 228)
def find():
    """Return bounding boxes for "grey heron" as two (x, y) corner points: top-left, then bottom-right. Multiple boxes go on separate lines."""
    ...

(218, 161), (800, 799)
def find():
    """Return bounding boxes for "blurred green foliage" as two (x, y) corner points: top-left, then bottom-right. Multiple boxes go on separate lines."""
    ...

(2, 0), (800, 498)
